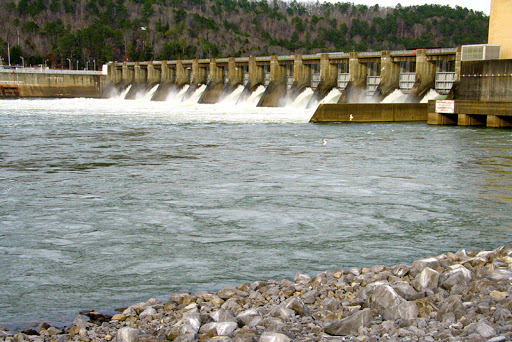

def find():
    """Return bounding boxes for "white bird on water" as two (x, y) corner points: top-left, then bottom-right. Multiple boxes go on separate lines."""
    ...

(322, 139), (327, 146)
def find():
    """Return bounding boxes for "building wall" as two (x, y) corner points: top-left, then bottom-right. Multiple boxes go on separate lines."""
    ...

(489, 0), (512, 59)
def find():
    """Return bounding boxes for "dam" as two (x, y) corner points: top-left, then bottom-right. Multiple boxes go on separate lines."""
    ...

(102, 48), (458, 107)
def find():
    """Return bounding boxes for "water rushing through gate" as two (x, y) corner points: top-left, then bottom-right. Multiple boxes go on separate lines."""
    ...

(0, 98), (511, 331)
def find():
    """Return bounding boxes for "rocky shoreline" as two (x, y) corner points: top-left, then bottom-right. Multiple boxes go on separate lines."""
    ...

(2, 244), (512, 342)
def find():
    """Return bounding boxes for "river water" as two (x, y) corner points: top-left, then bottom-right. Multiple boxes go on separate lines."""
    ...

(0, 97), (511, 330)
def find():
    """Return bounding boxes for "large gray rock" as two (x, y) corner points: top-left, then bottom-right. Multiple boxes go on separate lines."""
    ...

(437, 295), (464, 320)
(383, 301), (419, 321)
(324, 308), (373, 336)
(391, 282), (419, 300)
(200, 322), (238, 336)
(269, 305), (295, 321)
(237, 308), (263, 327)
(441, 265), (473, 290)
(211, 309), (237, 323)
(283, 296), (305, 316)
(367, 283), (405, 311)
(116, 327), (140, 342)
(414, 267), (441, 291)
(259, 332), (291, 342)
(411, 257), (441, 274)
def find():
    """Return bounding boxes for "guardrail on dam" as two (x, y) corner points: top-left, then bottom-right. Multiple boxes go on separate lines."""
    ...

(104, 48), (459, 107)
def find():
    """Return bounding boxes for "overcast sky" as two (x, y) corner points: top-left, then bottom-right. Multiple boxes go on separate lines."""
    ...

(343, 0), (491, 14)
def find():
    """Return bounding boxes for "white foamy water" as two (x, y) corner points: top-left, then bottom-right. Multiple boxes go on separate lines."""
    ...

(166, 84), (190, 102)
(245, 85), (266, 106)
(285, 88), (315, 108)
(320, 88), (343, 104)
(382, 89), (408, 103)
(184, 84), (207, 104)
(220, 85), (245, 104)
(143, 84), (160, 101)
(421, 89), (446, 103)
(119, 85), (132, 99)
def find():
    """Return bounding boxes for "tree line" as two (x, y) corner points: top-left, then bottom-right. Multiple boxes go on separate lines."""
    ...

(0, 0), (489, 70)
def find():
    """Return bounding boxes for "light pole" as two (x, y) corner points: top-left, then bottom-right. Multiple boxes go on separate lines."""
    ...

(20, 56), (24, 67)
(93, 60), (96, 71)
(67, 58), (71, 70)
(86, 60), (89, 70)
(76, 60), (78, 70)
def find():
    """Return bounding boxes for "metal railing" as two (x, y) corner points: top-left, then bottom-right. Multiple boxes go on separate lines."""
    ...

(0, 67), (102, 75)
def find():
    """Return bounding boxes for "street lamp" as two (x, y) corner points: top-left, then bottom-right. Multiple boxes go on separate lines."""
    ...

(93, 60), (96, 71)
(20, 56), (24, 67)
(67, 58), (71, 70)
(86, 60), (89, 70)
(76, 60), (79, 70)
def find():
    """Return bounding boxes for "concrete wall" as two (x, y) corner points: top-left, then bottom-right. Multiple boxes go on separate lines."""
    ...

(489, 0), (512, 59)
(310, 103), (428, 122)
(455, 59), (512, 101)
(0, 70), (104, 98)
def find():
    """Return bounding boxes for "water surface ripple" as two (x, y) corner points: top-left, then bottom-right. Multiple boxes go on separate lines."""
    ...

(0, 98), (511, 330)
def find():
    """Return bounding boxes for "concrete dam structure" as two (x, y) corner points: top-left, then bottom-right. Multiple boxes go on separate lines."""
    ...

(0, 68), (104, 98)
(104, 48), (459, 107)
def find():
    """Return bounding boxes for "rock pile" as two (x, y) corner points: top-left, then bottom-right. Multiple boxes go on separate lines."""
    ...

(2, 244), (512, 342)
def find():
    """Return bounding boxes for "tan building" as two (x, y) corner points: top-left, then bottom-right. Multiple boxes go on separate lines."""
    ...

(488, 0), (512, 59)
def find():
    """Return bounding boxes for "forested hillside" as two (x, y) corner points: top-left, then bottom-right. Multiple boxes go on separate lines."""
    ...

(0, 0), (489, 69)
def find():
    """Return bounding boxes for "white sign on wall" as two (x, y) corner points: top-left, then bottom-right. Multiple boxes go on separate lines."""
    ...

(436, 100), (455, 114)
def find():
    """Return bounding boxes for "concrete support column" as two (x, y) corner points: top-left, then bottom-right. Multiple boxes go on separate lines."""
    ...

(161, 61), (175, 83)
(248, 57), (264, 87)
(293, 55), (310, 85)
(147, 61), (161, 85)
(208, 58), (224, 83)
(270, 56), (286, 84)
(192, 60), (207, 85)
(228, 58), (243, 87)
(122, 62), (134, 86)
(321, 54), (338, 87)
(349, 52), (367, 88)
(409, 49), (436, 101)
(458, 114), (486, 126)
(487, 115), (512, 128)
(307, 54), (338, 108)
(258, 56), (287, 107)
(176, 60), (190, 86)
(378, 51), (400, 97)
(134, 62), (147, 84)
(455, 46), (462, 82)
(198, 58), (225, 104)
(427, 112), (457, 125)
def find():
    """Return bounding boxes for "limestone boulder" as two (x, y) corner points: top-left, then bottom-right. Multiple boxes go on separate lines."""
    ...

(116, 327), (140, 342)
(324, 308), (373, 336)
(413, 267), (441, 291)
(382, 301), (419, 321)
(259, 332), (291, 342)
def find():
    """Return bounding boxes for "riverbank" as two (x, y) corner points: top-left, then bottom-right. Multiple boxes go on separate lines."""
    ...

(1, 244), (511, 341)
